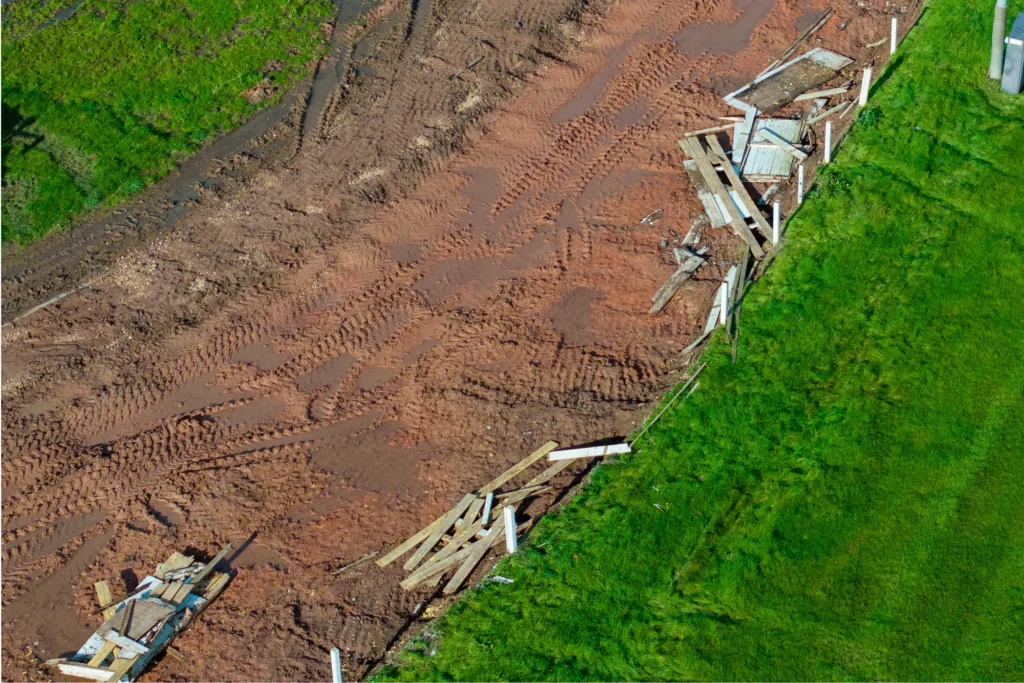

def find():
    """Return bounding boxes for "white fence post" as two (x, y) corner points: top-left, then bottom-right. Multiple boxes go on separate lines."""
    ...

(503, 506), (517, 553)
(859, 68), (872, 106)
(797, 164), (805, 204)
(824, 121), (832, 164)
(772, 200), (780, 245)
(890, 17), (898, 55)
(330, 647), (342, 683)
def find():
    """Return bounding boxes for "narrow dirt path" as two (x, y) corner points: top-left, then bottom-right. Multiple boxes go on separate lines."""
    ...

(1, 0), (906, 679)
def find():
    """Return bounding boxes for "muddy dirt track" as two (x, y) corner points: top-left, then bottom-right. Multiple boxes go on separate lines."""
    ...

(1, 0), (911, 679)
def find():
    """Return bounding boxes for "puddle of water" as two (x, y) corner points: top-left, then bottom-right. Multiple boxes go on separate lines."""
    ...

(674, 0), (778, 56)
(303, 0), (381, 139)
(546, 287), (605, 346)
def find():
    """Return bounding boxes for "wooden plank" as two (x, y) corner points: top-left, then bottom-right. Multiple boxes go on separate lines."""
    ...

(758, 128), (808, 161)
(168, 582), (194, 605)
(548, 443), (631, 461)
(682, 160), (727, 227)
(704, 136), (773, 239)
(478, 441), (558, 495)
(733, 108), (757, 165)
(460, 497), (485, 528)
(118, 599), (135, 640)
(400, 541), (476, 590)
(794, 86), (849, 101)
(727, 48), (853, 113)
(95, 581), (117, 621)
(403, 493), (476, 571)
(522, 458), (575, 488)
(807, 100), (849, 124)
(55, 662), (116, 681)
(104, 632), (148, 657)
(419, 516), (488, 575)
(155, 552), (194, 579)
(106, 652), (139, 682)
(758, 8), (834, 77)
(87, 640), (118, 668)
(442, 519), (506, 595)
(495, 484), (547, 500)
(202, 572), (232, 601)
(376, 511), (451, 567)
(681, 138), (764, 259)
(683, 123), (734, 137)
(189, 543), (231, 586)
(648, 248), (707, 314)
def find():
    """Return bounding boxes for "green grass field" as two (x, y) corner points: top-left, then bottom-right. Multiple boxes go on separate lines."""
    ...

(1, 0), (335, 246)
(378, 0), (1024, 679)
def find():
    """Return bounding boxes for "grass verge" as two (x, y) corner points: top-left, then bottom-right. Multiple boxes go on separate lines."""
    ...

(377, 0), (1024, 679)
(1, 0), (335, 246)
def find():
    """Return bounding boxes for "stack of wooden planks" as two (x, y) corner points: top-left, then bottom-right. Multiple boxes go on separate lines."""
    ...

(678, 135), (771, 259)
(47, 545), (232, 682)
(379, 440), (594, 594)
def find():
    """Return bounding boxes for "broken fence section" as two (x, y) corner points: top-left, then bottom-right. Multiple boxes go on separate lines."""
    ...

(47, 545), (233, 682)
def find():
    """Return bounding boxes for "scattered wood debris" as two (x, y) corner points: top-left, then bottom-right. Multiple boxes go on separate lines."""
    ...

(47, 545), (232, 682)
(725, 48), (853, 114)
(379, 440), (619, 594)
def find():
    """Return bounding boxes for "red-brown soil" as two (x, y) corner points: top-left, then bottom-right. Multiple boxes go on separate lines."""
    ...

(1, 0), (914, 679)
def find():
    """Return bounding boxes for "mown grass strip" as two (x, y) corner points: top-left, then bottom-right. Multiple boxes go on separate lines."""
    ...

(1, 0), (335, 246)
(377, 0), (1024, 679)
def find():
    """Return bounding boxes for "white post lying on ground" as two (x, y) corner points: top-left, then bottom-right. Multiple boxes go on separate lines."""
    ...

(330, 647), (343, 683)
(890, 17), (898, 55)
(503, 506), (517, 553)
(991, 0), (1008, 79)
(859, 68), (872, 106)
(481, 492), (494, 525)
(718, 281), (728, 324)
(548, 443), (631, 460)
(797, 164), (805, 204)
(824, 121), (832, 164)
(772, 200), (781, 245)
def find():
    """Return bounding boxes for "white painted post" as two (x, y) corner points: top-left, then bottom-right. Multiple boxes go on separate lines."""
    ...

(330, 647), (343, 683)
(481, 492), (494, 525)
(718, 282), (728, 325)
(824, 121), (832, 164)
(503, 506), (517, 553)
(991, 0), (1008, 80)
(772, 200), (780, 245)
(859, 68), (872, 106)
(890, 17), (898, 55)
(797, 164), (805, 204)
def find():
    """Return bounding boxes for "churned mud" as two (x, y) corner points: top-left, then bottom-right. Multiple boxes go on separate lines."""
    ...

(1, 0), (915, 679)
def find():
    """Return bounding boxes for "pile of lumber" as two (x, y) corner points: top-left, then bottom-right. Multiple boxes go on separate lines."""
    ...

(650, 14), (857, 317)
(47, 545), (232, 682)
(378, 440), (628, 594)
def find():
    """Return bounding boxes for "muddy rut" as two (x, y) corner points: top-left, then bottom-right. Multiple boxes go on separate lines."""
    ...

(1, 0), (910, 679)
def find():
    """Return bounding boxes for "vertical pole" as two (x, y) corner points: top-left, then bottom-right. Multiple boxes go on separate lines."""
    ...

(481, 492), (494, 525)
(330, 647), (342, 683)
(890, 17), (898, 55)
(991, 0), (1008, 79)
(797, 164), (805, 204)
(772, 200), (780, 246)
(718, 283), (728, 325)
(859, 68), (872, 106)
(503, 506), (517, 553)
(824, 121), (832, 164)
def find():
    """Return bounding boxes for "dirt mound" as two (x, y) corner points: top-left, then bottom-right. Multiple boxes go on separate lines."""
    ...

(1, 0), (913, 679)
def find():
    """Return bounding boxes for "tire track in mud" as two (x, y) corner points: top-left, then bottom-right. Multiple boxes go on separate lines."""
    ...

(3, 0), (714, 602)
